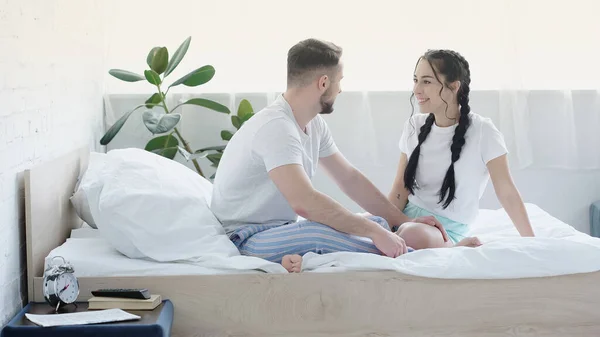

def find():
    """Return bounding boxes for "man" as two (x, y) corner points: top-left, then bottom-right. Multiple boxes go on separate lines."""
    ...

(211, 38), (445, 272)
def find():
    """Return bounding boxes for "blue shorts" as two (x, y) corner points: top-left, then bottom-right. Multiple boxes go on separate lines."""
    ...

(401, 202), (469, 244)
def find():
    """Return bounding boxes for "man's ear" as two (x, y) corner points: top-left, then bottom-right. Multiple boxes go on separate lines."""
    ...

(318, 74), (329, 92)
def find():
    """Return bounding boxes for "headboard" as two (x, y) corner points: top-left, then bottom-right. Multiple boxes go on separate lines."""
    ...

(24, 146), (89, 301)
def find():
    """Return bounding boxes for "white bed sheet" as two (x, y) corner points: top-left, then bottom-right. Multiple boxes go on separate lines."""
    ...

(45, 236), (270, 277)
(46, 203), (600, 279)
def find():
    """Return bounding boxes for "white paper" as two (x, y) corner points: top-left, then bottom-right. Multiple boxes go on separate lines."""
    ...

(25, 308), (140, 327)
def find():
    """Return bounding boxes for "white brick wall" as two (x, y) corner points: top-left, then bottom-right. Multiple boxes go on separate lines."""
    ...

(0, 0), (106, 325)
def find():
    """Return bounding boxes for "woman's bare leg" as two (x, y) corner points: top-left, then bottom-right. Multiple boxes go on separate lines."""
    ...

(395, 222), (480, 249)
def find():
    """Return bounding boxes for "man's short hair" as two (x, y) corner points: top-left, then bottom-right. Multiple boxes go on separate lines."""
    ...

(287, 38), (343, 87)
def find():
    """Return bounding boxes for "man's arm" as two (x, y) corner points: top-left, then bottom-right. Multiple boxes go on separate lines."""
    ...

(268, 163), (408, 257)
(319, 152), (449, 241)
(319, 152), (412, 229)
(269, 163), (385, 237)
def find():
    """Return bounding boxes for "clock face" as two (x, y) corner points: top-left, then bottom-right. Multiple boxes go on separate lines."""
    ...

(55, 273), (79, 304)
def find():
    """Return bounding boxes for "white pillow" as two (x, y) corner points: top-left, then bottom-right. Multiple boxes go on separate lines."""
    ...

(70, 152), (108, 229)
(83, 148), (239, 262)
(70, 223), (101, 238)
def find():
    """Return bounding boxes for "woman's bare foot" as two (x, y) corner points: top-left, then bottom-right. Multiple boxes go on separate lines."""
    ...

(281, 254), (303, 273)
(455, 236), (482, 247)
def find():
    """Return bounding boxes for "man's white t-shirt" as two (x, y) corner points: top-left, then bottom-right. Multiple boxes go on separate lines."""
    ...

(399, 112), (508, 225)
(211, 94), (339, 235)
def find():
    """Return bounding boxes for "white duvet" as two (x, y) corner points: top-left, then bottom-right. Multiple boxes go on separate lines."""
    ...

(303, 203), (600, 279)
(51, 203), (600, 279)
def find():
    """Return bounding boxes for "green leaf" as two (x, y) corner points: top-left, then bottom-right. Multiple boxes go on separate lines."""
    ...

(145, 93), (163, 108)
(144, 70), (161, 85)
(142, 110), (181, 134)
(221, 130), (233, 141)
(181, 98), (230, 114)
(178, 147), (209, 161)
(145, 134), (179, 151)
(206, 152), (222, 167)
(241, 112), (254, 123)
(145, 135), (179, 160)
(169, 65), (215, 88)
(210, 172), (216, 180)
(100, 105), (145, 145)
(151, 147), (178, 159)
(108, 69), (145, 82)
(237, 99), (253, 118)
(164, 36), (191, 77)
(196, 145), (226, 152)
(146, 47), (160, 68)
(179, 145), (226, 161)
(231, 115), (242, 129)
(147, 47), (169, 74)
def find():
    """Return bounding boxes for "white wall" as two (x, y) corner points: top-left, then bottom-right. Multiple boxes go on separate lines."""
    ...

(102, 0), (600, 93)
(0, 0), (106, 326)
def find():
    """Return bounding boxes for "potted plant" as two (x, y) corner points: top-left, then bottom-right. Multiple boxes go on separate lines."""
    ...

(100, 36), (255, 178)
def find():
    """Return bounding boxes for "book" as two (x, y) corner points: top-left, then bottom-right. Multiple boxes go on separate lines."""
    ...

(88, 294), (162, 310)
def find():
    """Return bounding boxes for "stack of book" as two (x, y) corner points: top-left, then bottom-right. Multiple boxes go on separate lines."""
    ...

(87, 288), (161, 310)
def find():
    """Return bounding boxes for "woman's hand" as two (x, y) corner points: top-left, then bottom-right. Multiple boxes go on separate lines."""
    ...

(410, 216), (449, 242)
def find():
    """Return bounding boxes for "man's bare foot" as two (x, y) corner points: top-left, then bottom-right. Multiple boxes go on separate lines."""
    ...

(281, 254), (302, 273)
(455, 236), (482, 247)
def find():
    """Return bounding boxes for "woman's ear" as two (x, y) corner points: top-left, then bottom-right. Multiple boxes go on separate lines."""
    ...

(451, 81), (461, 95)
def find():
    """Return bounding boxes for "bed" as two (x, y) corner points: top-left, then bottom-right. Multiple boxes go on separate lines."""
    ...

(25, 147), (600, 337)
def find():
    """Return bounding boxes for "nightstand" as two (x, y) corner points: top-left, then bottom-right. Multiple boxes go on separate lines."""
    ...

(1, 300), (173, 337)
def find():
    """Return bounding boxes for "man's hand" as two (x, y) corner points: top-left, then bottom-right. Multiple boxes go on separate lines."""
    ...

(370, 226), (408, 258)
(411, 216), (449, 242)
(360, 211), (449, 243)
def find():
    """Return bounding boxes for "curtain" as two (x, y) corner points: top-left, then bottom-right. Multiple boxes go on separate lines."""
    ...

(103, 90), (600, 172)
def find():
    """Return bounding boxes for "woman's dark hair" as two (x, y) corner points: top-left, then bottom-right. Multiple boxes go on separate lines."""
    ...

(403, 49), (472, 209)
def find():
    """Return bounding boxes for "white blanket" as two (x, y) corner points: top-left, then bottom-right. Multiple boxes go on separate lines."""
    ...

(302, 203), (600, 279)
(55, 203), (600, 279)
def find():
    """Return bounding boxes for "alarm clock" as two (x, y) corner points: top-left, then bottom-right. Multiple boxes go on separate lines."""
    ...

(43, 256), (80, 312)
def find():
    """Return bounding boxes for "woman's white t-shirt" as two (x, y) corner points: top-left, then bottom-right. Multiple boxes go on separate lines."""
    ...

(399, 112), (508, 225)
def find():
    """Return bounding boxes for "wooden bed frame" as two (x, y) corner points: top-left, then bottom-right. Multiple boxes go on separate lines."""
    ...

(24, 147), (600, 337)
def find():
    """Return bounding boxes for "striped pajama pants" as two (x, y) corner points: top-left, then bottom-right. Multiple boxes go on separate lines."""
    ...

(229, 216), (390, 263)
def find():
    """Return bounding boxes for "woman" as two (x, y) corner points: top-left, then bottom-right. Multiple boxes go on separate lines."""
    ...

(389, 49), (535, 250)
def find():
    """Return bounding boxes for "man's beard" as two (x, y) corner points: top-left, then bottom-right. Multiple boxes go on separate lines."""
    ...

(319, 95), (334, 115)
